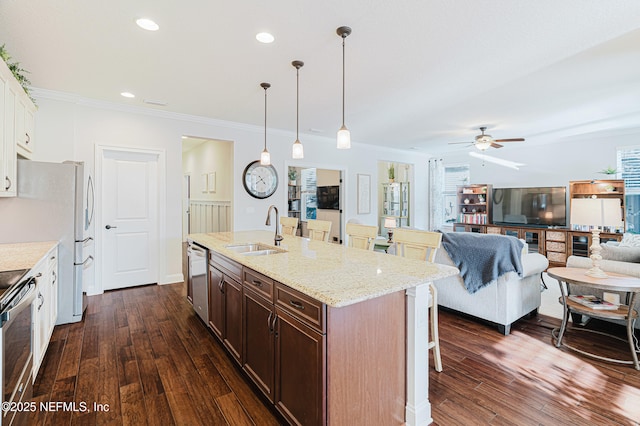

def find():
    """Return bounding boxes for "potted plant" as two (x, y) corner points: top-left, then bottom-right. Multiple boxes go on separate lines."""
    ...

(288, 168), (297, 185)
(598, 166), (617, 175)
(0, 44), (35, 104)
(388, 163), (395, 183)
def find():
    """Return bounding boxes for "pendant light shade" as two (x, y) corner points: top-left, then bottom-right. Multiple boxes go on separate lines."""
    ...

(336, 26), (352, 150)
(291, 60), (304, 159)
(260, 82), (271, 165)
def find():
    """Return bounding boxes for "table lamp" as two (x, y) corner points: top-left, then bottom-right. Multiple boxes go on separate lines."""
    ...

(384, 217), (397, 243)
(570, 198), (623, 278)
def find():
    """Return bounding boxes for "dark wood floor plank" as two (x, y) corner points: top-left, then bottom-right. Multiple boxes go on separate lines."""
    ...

(216, 392), (255, 426)
(119, 382), (148, 426)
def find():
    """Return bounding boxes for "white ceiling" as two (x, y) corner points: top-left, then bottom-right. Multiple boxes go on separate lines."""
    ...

(1, 0), (640, 154)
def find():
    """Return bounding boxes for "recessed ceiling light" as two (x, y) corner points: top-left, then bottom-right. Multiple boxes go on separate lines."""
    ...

(256, 32), (274, 43)
(120, 92), (135, 98)
(136, 18), (159, 31)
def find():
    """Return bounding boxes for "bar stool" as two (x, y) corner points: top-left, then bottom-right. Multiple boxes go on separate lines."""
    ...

(307, 219), (332, 242)
(345, 223), (377, 250)
(280, 216), (299, 236)
(393, 228), (444, 372)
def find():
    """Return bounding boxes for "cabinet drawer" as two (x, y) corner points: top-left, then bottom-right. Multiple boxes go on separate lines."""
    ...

(243, 268), (274, 301)
(275, 283), (326, 333)
(210, 252), (242, 282)
(546, 231), (566, 242)
(546, 241), (565, 252)
(486, 226), (502, 235)
(546, 251), (566, 263)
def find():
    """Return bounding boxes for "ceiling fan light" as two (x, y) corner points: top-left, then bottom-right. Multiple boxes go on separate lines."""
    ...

(337, 125), (351, 149)
(292, 139), (304, 159)
(475, 134), (492, 150)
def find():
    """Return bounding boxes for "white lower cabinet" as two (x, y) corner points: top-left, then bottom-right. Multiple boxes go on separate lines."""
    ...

(32, 245), (58, 380)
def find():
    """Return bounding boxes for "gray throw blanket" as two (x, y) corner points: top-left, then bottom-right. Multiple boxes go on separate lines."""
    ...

(441, 232), (524, 294)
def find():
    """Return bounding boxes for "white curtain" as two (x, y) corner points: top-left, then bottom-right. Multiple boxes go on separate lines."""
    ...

(428, 159), (445, 231)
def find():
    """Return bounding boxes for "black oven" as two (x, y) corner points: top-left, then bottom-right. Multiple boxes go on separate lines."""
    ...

(1, 271), (37, 426)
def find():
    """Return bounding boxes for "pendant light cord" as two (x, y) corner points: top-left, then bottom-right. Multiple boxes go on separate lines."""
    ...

(264, 86), (268, 150)
(341, 36), (346, 126)
(296, 67), (300, 139)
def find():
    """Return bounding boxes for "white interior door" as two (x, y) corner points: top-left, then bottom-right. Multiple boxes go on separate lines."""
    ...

(183, 174), (190, 241)
(101, 150), (159, 290)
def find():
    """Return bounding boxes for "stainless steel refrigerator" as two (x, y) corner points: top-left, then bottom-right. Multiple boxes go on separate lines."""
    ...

(0, 160), (95, 324)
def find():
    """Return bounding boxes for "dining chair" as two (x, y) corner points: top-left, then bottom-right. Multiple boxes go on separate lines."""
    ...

(307, 219), (332, 242)
(345, 223), (377, 250)
(280, 216), (299, 236)
(393, 228), (444, 372)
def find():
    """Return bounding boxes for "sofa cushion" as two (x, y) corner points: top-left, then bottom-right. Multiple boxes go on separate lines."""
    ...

(619, 233), (640, 247)
(600, 244), (640, 263)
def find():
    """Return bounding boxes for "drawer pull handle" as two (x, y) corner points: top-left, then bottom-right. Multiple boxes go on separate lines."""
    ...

(252, 280), (263, 287)
(289, 300), (305, 310)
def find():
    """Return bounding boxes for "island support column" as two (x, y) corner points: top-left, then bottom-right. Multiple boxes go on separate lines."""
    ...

(405, 283), (432, 425)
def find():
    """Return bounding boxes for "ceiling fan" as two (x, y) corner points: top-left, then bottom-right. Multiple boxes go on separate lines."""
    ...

(449, 127), (525, 151)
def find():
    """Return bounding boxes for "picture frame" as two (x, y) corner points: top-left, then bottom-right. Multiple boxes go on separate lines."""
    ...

(208, 172), (216, 193)
(357, 174), (371, 214)
(201, 173), (208, 193)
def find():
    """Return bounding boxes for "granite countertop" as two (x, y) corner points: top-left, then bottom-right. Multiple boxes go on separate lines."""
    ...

(0, 241), (58, 272)
(188, 230), (459, 308)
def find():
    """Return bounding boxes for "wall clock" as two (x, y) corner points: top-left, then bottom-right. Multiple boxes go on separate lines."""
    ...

(242, 160), (278, 199)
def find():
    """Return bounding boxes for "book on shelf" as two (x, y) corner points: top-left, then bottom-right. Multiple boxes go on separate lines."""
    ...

(568, 295), (618, 310)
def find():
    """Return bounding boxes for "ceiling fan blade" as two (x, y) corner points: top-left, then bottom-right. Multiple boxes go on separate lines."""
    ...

(448, 141), (474, 145)
(490, 142), (503, 149)
(493, 138), (525, 142)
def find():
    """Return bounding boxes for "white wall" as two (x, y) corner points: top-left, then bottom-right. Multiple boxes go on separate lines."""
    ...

(32, 90), (432, 289)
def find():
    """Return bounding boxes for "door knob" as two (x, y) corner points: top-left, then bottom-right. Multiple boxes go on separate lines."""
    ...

(105, 224), (118, 230)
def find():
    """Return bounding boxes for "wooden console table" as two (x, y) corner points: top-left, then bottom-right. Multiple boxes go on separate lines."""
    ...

(548, 267), (640, 370)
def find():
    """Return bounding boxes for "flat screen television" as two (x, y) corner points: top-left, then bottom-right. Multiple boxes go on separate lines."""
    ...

(491, 186), (567, 227)
(317, 185), (340, 210)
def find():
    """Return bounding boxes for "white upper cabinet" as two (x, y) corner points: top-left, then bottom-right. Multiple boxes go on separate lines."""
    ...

(0, 57), (36, 197)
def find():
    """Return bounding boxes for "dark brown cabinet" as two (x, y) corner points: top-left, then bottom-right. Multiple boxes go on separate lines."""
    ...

(242, 271), (326, 425)
(194, 248), (405, 425)
(242, 286), (276, 402)
(209, 253), (243, 365)
(275, 307), (325, 426)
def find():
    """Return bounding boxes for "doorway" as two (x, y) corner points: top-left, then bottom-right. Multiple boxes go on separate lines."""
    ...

(95, 146), (165, 291)
(287, 165), (344, 244)
(182, 137), (233, 239)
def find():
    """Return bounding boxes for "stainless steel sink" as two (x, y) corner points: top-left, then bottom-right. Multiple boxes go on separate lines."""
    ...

(225, 243), (286, 256)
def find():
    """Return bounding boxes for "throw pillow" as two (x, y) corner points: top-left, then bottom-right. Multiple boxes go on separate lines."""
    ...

(600, 244), (640, 263)
(619, 233), (640, 247)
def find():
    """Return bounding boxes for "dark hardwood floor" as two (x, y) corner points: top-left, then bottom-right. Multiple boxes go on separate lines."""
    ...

(31, 280), (640, 425)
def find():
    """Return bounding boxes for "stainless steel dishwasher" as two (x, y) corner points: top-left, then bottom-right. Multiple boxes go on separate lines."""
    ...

(187, 240), (208, 323)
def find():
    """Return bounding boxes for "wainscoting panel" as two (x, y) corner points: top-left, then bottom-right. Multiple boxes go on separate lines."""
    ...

(190, 200), (231, 233)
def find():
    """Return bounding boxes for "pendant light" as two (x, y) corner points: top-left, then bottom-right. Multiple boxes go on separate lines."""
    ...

(336, 26), (352, 150)
(291, 60), (304, 159)
(260, 82), (271, 165)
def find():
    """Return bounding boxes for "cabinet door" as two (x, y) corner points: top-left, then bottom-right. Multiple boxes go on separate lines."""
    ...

(223, 276), (242, 364)
(2, 81), (17, 197)
(33, 268), (50, 377)
(242, 287), (275, 402)
(48, 249), (58, 334)
(208, 265), (224, 340)
(23, 101), (35, 154)
(274, 307), (325, 426)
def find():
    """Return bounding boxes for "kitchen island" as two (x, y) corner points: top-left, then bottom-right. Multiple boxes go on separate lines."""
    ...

(188, 230), (459, 425)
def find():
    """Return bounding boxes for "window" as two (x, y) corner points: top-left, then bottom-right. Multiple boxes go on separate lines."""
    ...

(300, 168), (317, 221)
(444, 164), (470, 223)
(617, 146), (640, 233)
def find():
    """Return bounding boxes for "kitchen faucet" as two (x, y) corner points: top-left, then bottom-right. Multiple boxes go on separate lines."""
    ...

(265, 205), (283, 246)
